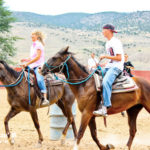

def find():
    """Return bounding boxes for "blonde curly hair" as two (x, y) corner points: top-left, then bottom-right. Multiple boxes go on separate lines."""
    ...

(32, 30), (45, 46)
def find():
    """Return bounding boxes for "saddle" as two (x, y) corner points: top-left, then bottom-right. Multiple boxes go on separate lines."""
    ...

(24, 70), (35, 86)
(94, 71), (138, 93)
(44, 73), (63, 86)
(24, 69), (63, 87)
(24, 69), (64, 105)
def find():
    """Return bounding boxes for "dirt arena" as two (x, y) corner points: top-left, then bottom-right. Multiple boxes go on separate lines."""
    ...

(0, 89), (150, 150)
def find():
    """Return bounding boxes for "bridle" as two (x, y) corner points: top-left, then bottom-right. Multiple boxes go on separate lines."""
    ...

(44, 54), (71, 80)
(44, 54), (104, 85)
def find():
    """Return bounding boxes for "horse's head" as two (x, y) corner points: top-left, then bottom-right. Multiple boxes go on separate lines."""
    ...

(42, 46), (71, 75)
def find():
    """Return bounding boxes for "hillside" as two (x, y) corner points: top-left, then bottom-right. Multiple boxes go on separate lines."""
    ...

(13, 11), (150, 33)
(13, 12), (89, 29)
(6, 11), (150, 70)
(10, 22), (150, 70)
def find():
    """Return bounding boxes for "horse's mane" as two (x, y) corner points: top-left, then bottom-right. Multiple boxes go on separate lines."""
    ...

(59, 47), (89, 74)
(0, 60), (20, 78)
(71, 56), (89, 74)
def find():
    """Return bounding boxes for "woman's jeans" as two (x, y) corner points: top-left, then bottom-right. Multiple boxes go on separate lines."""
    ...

(102, 67), (122, 107)
(34, 67), (47, 94)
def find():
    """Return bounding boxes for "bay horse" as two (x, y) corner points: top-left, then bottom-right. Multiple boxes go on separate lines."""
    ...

(0, 60), (77, 146)
(42, 46), (150, 150)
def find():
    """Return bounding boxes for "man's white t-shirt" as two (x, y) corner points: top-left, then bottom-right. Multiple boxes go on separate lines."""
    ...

(88, 57), (99, 71)
(105, 37), (124, 71)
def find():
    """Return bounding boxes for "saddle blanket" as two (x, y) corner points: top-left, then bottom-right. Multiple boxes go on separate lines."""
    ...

(24, 71), (64, 86)
(93, 73), (138, 94)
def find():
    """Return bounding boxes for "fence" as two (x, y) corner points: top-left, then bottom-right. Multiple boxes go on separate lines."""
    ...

(132, 70), (150, 81)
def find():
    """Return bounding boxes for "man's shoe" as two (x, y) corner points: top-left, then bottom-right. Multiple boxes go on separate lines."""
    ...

(41, 99), (49, 106)
(93, 105), (107, 117)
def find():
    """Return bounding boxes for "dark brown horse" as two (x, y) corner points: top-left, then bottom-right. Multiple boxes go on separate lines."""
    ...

(0, 60), (77, 146)
(42, 46), (150, 150)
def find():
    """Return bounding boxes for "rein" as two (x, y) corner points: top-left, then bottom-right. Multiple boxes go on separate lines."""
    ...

(54, 68), (98, 85)
(27, 67), (31, 105)
(45, 55), (104, 85)
(0, 70), (24, 87)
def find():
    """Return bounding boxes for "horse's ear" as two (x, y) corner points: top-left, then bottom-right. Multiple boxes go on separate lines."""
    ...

(64, 46), (69, 53)
(60, 46), (69, 54)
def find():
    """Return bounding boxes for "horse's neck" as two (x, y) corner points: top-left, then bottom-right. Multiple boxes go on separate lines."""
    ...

(63, 58), (90, 94)
(2, 76), (14, 85)
(2, 72), (21, 86)
(64, 58), (88, 81)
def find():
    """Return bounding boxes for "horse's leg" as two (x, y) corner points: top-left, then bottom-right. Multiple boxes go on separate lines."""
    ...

(88, 116), (114, 150)
(62, 104), (77, 144)
(4, 107), (20, 145)
(57, 99), (77, 145)
(73, 111), (93, 150)
(62, 85), (77, 140)
(30, 109), (43, 147)
(57, 100), (69, 144)
(70, 117), (77, 138)
(126, 104), (143, 150)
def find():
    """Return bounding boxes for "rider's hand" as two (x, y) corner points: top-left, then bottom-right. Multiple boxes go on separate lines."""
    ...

(20, 64), (28, 69)
(99, 55), (106, 60)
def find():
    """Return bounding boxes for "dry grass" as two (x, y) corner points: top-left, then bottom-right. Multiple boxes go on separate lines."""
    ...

(10, 22), (150, 70)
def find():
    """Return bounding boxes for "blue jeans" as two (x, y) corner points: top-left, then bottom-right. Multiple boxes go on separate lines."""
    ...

(34, 67), (47, 93)
(102, 67), (122, 107)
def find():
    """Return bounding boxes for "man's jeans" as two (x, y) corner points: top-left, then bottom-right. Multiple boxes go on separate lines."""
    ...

(102, 67), (122, 107)
(34, 67), (47, 93)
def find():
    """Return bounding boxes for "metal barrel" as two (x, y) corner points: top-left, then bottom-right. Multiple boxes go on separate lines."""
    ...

(49, 102), (76, 140)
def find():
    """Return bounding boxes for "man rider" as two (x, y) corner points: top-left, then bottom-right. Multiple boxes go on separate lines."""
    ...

(93, 24), (124, 116)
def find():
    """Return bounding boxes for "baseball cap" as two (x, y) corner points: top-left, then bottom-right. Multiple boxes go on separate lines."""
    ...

(103, 24), (117, 33)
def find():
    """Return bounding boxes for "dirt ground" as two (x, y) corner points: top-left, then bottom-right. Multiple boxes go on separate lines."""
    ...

(0, 89), (150, 150)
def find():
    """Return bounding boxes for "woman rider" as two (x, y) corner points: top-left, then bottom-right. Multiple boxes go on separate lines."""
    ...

(21, 30), (49, 106)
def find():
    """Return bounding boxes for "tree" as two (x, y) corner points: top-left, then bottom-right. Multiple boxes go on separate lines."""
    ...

(0, 0), (18, 63)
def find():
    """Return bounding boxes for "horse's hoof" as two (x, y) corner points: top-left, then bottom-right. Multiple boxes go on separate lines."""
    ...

(106, 144), (115, 149)
(35, 142), (42, 148)
(61, 138), (65, 145)
(9, 137), (15, 145)
(60, 134), (66, 145)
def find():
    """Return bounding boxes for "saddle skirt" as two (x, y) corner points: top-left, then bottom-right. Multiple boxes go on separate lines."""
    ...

(24, 71), (34, 86)
(44, 73), (64, 86)
(93, 73), (138, 93)
(24, 71), (63, 86)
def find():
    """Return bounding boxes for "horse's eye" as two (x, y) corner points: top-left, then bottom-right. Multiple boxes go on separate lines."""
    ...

(52, 57), (57, 60)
